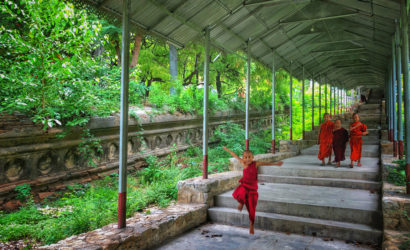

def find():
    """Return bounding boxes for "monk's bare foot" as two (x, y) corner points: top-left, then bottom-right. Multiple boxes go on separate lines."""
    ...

(357, 162), (362, 167)
(249, 223), (254, 234)
(336, 162), (340, 168)
(349, 162), (354, 168)
(320, 160), (325, 166)
(237, 203), (244, 212)
(327, 161), (332, 165)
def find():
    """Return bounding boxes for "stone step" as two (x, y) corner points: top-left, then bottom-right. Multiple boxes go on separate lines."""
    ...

(215, 183), (381, 227)
(358, 104), (380, 110)
(259, 156), (380, 181)
(367, 129), (381, 136)
(208, 207), (382, 244)
(341, 125), (380, 130)
(301, 145), (379, 158)
(341, 123), (380, 129)
(258, 175), (381, 190)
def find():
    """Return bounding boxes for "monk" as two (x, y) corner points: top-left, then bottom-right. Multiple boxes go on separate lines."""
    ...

(223, 146), (283, 234)
(317, 113), (334, 166)
(349, 113), (369, 167)
(332, 119), (349, 168)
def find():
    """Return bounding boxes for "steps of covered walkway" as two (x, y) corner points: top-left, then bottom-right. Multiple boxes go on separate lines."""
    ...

(209, 101), (383, 245)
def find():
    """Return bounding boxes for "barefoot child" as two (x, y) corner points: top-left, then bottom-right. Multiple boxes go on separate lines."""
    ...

(349, 113), (369, 167)
(222, 146), (283, 234)
(317, 113), (334, 166)
(332, 119), (349, 168)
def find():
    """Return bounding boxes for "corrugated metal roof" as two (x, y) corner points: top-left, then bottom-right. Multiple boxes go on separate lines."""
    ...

(79, 0), (404, 89)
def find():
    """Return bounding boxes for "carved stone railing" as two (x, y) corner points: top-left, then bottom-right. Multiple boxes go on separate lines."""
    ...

(0, 110), (272, 205)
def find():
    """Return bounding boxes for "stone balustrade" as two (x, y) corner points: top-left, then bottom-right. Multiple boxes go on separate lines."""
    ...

(0, 110), (272, 206)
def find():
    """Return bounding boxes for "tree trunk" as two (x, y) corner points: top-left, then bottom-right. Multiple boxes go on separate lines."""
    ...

(115, 40), (121, 66)
(183, 69), (197, 85)
(182, 61), (186, 80)
(195, 53), (199, 84)
(216, 71), (222, 98)
(146, 79), (152, 98)
(130, 34), (143, 68)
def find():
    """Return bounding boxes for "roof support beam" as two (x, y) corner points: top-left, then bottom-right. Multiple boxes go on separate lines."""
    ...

(311, 48), (365, 53)
(279, 13), (360, 24)
(244, 0), (310, 7)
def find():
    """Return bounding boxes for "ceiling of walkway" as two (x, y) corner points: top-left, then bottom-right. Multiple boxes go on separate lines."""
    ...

(81, 0), (403, 89)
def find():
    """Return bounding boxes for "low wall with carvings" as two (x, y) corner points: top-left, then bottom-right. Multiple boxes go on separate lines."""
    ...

(0, 110), (272, 206)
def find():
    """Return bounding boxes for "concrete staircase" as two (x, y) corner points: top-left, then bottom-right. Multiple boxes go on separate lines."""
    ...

(208, 101), (383, 245)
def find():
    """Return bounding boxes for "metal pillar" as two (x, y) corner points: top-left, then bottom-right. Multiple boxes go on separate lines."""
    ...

(312, 79), (315, 129)
(169, 44), (177, 95)
(400, 0), (410, 193)
(302, 66), (305, 139)
(118, 0), (130, 229)
(245, 42), (250, 150)
(290, 62), (293, 140)
(392, 36), (398, 157)
(396, 20), (404, 159)
(319, 79), (321, 124)
(388, 66), (393, 142)
(330, 86), (333, 117)
(272, 54), (276, 153)
(202, 28), (210, 179)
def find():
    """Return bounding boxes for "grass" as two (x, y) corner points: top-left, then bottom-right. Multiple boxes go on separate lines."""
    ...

(0, 123), (271, 246)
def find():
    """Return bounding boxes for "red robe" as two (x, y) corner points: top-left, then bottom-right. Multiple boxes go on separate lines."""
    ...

(349, 121), (367, 161)
(318, 121), (334, 160)
(332, 128), (349, 162)
(232, 161), (258, 224)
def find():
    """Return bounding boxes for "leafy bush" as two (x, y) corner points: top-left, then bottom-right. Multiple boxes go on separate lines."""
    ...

(387, 159), (407, 186)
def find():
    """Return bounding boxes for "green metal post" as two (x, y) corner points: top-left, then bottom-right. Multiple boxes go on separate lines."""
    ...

(396, 20), (404, 159)
(400, 0), (410, 193)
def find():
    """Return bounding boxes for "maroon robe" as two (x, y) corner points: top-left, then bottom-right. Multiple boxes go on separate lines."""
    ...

(332, 128), (349, 162)
(232, 161), (258, 224)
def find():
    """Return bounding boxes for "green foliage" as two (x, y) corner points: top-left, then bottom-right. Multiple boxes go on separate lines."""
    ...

(387, 159), (407, 186)
(15, 184), (32, 202)
(0, 0), (105, 128)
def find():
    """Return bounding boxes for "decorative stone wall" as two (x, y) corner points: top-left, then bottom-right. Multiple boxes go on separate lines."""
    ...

(0, 110), (272, 205)
(381, 155), (410, 249)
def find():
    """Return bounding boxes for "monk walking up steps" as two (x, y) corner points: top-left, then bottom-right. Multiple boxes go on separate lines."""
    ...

(222, 146), (283, 234)
(349, 113), (369, 168)
(317, 113), (334, 166)
(332, 119), (349, 168)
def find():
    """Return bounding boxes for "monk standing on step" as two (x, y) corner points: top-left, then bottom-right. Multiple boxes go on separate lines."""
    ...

(317, 113), (334, 166)
(332, 119), (349, 168)
(222, 146), (283, 235)
(349, 113), (368, 167)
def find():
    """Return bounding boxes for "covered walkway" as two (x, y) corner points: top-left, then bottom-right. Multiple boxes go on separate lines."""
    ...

(72, 0), (410, 247)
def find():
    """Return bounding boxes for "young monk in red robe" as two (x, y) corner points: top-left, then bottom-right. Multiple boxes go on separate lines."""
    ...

(332, 119), (349, 168)
(349, 113), (369, 167)
(317, 113), (334, 166)
(223, 146), (283, 234)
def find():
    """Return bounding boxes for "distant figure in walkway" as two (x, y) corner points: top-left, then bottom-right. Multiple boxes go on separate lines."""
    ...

(222, 146), (283, 235)
(349, 113), (368, 167)
(332, 119), (349, 168)
(317, 113), (334, 166)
